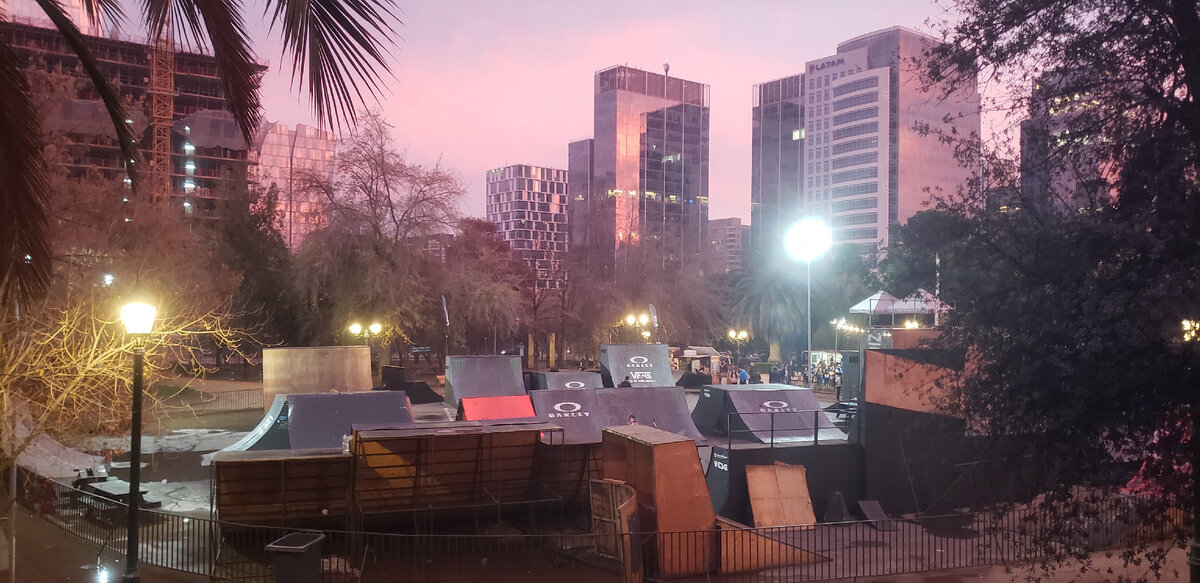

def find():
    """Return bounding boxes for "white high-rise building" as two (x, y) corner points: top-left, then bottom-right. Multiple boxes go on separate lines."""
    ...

(752, 27), (981, 254)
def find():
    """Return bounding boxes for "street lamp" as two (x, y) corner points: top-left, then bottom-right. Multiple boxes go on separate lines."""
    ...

(621, 311), (655, 343)
(784, 218), (832, 376)
(119, 300), (156, 583)
(727, 328), (749, 362)
(347, 321), (382, 343)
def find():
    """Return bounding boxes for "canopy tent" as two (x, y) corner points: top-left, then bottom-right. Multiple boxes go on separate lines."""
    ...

(848, 289), (951, 328)
(848, 291), (900, 315)
(886, 289), (951, 315)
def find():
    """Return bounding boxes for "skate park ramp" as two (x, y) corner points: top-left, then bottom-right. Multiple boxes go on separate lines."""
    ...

(529, 389), (605, 444)
(694, 384), (843, 443)
(444, 355), (524, 406)
(380, 365), (442, 404)
(288, 391), (414, 450)
(201, 394), (291, 465)
(535, 371), (604, 390)
(596, 387), (707, 442)
(456, 395), (536, 421)
(529, 387), (706, 444)
(599, 344), (674, 387)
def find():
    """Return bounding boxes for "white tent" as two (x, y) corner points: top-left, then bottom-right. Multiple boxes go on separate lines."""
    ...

(887, 289), (952, 315)
(848, 290), (900, 315)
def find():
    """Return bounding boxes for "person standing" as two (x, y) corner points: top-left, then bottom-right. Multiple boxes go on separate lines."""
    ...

(738, 367), (750, 385)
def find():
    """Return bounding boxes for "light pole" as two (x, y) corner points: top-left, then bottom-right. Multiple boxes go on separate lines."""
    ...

(349, 322), (383, 381)
(622, 312), (652, 343)
(119, 301), (156, 583)
(727, 329), (748, 363)
(785, 218), (832, 380)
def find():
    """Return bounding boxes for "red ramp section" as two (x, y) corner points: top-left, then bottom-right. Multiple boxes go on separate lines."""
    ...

(457, 395), (536, 421)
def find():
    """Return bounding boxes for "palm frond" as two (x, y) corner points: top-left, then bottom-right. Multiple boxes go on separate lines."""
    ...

(264, 0), (400, 130)
(35, 0), (140, 193)
(157, 0), (262, 143)
(0, 38), (51, 306)
(78, 0), (125, 33)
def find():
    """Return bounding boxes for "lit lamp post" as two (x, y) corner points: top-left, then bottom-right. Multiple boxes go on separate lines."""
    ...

(622, 312), (652, 343)
(349, 322), (383, 382)
(727, 328), (748, 363)
(119, 301), (156, 583)
(784, 218), (832, 378)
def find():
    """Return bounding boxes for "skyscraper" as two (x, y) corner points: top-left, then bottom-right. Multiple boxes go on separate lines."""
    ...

(1019, 69), (1119, 213)
(707, 217), (750, 274)
(253, 122), (337, 250)
(485, 164), (569, 290)
(750, 27), (980, 256)
(569, 65), (710, 276)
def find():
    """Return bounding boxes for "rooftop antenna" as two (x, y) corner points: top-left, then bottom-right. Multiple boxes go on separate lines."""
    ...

(663, 61), (670, 98)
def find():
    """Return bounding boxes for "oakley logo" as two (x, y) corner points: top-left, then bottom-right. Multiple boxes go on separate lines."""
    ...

(629, 356), (649, 364)
(762, 400), (789, 409)
(563, 381), (586, 389)
(553, 402), (582, 413)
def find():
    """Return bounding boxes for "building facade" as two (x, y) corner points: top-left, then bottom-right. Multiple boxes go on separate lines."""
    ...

(707, 217), (749, 274)
(1019, 69), (1119, 213)
(750, 27), (980, 256)
(253, 122), (337, 250)
(1, 19), (262, 219)
(569, 65), (710, 276)
(485, 164), (569, 290)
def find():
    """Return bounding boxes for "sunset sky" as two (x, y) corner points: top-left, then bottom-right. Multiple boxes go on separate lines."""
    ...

(255, 0), (969, 221)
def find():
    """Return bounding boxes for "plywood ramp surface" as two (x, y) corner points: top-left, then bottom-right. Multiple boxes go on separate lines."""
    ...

(746, 463), (816, 528)
(716, 517), (827, 573)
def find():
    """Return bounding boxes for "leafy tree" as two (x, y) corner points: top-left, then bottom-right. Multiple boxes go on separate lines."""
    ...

(217, 178), (297, 343)
(877, 1), (1200, 577)
(729, 254), (807, 363)
(291, 112), (462, 345)
(443, 218), (533, 355)
(1, 0), (399, 310)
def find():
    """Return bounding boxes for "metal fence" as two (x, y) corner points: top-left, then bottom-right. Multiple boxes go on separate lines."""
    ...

(15, 464), (1177, 583)
(149, 387), (263, 414)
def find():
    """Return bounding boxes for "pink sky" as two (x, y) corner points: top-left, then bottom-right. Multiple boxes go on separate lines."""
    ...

(256, 0), (963, 222)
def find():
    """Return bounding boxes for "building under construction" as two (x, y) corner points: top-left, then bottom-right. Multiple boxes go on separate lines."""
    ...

(0, 17), (262, 219)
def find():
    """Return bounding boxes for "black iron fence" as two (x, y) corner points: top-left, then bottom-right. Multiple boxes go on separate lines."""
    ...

(14, 465), (1179, 582)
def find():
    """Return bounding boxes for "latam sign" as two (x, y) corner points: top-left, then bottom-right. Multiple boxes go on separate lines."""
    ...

(808, 57), (845, 73)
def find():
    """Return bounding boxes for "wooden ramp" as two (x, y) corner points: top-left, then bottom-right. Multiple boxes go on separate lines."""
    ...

(746, 462), (817, 528)
(716, 516), (827, 573)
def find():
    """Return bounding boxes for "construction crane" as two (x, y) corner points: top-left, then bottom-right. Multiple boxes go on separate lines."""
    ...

(147, 19), (174, 203)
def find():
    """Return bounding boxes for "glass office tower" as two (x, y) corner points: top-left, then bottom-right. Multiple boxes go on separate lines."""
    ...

(570, 65), (710, 276)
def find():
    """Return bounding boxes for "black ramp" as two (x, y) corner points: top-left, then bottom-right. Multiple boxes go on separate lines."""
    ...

(537, 371), (604, 390)
(691, 386), (728, 434)
(444, 355), (524, 406)
(859, 499), (897, 531)
(201, 395), (290, 465)
(596, 387), (706, 442)
(529, 389), (605, 444)
(725, 387), (844, 443)
(599, 344), (673, 387)
(288, 392), (414, 449)
(676, 371), (713, 388)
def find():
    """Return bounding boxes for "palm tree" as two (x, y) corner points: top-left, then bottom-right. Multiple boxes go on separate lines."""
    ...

(729, 258), (807, 364)
(0, 0), (398, 308)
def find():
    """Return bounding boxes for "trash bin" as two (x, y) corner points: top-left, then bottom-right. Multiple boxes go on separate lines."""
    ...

(265, 532), (325, 583)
